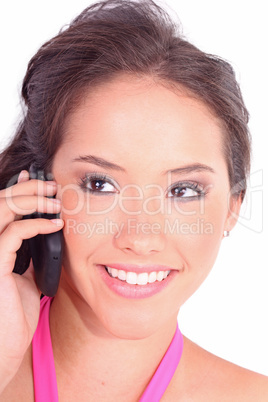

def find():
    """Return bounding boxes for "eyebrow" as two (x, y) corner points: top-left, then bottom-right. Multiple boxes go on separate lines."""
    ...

(163, 163), (215, 175)
(72, 154), (126, 172)
(72, 154), (215, 175)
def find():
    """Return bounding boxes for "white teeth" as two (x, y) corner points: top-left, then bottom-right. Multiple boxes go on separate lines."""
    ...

(137, 272), (149, 285)
(111, 268), (118, 278)
(118, 270), (127, 281)
(157, 271), (164, 281)
(148, 271), (157, 283)
(106, 267), (171, 285)
(126, 272), (137, 285)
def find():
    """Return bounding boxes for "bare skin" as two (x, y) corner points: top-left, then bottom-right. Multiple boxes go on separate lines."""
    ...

(1, 75), (267, 400)
(2, 336), (268, 401)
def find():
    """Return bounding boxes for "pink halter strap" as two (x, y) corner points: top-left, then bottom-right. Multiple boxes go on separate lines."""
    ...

(139, 323), (183, 401)
(32, 297), (58, 402)
(32, 296), (183, 402)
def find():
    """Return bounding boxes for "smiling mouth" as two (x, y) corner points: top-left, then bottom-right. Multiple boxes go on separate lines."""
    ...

(105, 266), (171, 285)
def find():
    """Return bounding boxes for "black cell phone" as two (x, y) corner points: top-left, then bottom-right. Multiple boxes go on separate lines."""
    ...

(23, 164), (63, 297)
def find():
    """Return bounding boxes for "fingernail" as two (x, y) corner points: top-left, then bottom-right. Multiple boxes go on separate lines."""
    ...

(46, 181), (57, 186)
(50, 219), (64, 227)
(18, 170), (29, 183)
(51, 198), (61, 204)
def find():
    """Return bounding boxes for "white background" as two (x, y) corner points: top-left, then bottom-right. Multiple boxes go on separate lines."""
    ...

(0, 0), (267, 375)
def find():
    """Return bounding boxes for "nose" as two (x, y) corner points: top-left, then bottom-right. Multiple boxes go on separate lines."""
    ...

(113, 214), (166, 256)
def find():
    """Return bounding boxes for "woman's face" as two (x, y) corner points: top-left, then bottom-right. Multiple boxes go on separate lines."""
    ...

(52, 76), (241, 339)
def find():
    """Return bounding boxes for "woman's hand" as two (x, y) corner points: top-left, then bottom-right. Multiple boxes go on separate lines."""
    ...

(0, 170), (63, 392)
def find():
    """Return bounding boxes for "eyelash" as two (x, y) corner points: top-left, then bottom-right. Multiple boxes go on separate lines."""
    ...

(78, 173), (207, 200)
(78, 173), (119, 195)
(166, 181), (207, 201)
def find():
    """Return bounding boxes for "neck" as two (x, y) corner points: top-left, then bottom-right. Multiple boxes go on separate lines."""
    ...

(49, 283), (179, 400)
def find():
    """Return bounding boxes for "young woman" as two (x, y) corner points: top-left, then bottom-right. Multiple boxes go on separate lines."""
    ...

(0, 0), (267, 400)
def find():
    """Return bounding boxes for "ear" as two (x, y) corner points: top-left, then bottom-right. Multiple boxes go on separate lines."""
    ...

(224, 193), (243, 233)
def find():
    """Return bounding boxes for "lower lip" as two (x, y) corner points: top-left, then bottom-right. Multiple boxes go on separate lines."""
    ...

(96, 265), (177, 299)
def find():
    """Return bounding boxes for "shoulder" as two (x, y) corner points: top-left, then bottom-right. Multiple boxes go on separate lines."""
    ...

(163, 336), (268, 401)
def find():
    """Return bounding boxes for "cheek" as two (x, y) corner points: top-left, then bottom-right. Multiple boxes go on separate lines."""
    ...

(60, 193), (118, 263)
(165, 221), (224, 306)
(179, 229), (222, 273)
(169, 199), (227, 275)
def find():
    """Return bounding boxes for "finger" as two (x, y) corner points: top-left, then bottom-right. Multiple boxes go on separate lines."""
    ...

(0, 196), (62, 234)
(17, 170), (30, 184)
(0, 218), (64, 277)
(0, 179), (58, 199)
(4, 194), (61, 216)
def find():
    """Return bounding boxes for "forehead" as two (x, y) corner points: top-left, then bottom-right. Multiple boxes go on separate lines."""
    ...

(61, 76), (225, 171)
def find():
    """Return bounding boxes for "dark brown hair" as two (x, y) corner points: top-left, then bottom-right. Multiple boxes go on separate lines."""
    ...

(0, 0), (251, 272)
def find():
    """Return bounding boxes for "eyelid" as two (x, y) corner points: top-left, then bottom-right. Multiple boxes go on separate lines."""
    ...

(166, 180), (205, 198)
(78, 173), (209, 199)
(79, 172), (120, 193)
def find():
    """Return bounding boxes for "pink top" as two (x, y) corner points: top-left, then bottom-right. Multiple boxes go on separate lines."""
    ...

(32, 296), (183, 401)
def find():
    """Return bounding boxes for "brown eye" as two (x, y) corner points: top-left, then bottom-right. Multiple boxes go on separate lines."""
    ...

(170, 187), (187, 197)
(167, 182), (204, 200)
(90, 179), (106, 191)
(79, 173), (118, 194)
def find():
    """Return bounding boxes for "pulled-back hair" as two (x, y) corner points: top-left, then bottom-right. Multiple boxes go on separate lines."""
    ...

(0, 0), (250, 193)
(0, 0), (251, 272)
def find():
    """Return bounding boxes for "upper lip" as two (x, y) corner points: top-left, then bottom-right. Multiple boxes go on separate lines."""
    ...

(102, 263), (176, 273)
